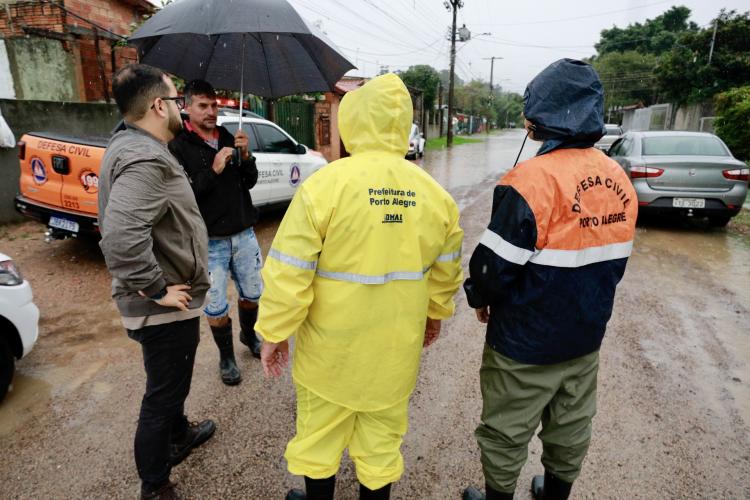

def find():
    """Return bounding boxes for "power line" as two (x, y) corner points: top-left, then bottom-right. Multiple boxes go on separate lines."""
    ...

(360, 0), (445, 49)
(469, 0), (673, 27)
(338, 36), (444, 58)
(291, 0), (428, 53)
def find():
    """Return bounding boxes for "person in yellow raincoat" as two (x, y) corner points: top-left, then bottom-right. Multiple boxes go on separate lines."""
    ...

(256, 73), (464, 500)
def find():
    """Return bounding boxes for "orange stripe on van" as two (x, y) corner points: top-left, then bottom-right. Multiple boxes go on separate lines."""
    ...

(500, 148), (637, 252)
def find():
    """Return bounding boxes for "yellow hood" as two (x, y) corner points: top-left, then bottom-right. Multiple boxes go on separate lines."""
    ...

(339, 73), (412, 156)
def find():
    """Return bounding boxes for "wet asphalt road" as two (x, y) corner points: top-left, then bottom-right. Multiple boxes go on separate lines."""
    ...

(1, 129), (749, 499)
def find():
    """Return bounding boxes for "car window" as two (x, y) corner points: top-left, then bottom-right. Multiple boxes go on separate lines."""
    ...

(610, 137), (631, 156)
(641, 136), (729, 156)
(608, 139), (623, 156)
(221, 122), (259, 152)
(255, 124), (297, 154)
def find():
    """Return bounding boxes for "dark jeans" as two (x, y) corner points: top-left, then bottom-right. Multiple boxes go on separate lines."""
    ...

(127, 317), (200, 490)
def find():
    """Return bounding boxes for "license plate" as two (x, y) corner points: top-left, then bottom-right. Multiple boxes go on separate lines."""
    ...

(49, 216), (79, 233)
(672, 198), (705, 209)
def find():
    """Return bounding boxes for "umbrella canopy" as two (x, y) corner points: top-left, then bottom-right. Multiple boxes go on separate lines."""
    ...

(129, 0), (355, 98)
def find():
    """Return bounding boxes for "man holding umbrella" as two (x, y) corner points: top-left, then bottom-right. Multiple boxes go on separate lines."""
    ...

(169, 79), (263, 386)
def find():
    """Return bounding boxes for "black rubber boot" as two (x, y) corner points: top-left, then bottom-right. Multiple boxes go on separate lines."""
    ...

(463, 483), (514, 500)
(238, 303), (262, 358)
(359, 482), (391, 500)
(531, 471), (572, 500)
(210, 321), (242, 385)
(285, 475), (335, 500)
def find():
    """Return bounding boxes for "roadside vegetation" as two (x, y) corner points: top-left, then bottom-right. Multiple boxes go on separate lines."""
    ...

(425, 135), (483, 150)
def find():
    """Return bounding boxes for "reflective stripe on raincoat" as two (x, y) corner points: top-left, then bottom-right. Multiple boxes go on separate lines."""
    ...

(256, 73), (464, 411)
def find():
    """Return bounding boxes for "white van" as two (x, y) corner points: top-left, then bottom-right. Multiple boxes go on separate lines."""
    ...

(217, 115), (327, 207)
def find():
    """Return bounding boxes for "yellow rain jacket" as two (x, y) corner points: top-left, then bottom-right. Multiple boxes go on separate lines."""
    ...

(256, 73), (463, 412)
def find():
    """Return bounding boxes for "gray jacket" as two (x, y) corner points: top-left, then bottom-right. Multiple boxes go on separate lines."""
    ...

(98, 124), (210, 318)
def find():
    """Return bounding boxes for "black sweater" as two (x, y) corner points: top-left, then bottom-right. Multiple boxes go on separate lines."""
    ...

(169, 123), (259, 237)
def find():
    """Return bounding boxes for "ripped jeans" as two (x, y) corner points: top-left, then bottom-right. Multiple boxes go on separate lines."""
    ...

(204, 227), (263, 318)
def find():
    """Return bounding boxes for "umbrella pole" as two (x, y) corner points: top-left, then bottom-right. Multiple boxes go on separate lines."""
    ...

(238, 34), (245, 132)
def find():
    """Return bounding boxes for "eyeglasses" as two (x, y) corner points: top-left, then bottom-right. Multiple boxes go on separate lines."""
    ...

(152, 96), (185, 111)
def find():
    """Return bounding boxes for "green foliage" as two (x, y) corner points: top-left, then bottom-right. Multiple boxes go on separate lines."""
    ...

(656, 10), (750, 105)
(455, 80), (493, 117)
(400, 65), (441, 112)
(714, 85), (750, 161)
(492, 92), (524, 127)
(596, 6), (697, 55)
(439, 69), (463, 90)
(592, 51), (659, 109)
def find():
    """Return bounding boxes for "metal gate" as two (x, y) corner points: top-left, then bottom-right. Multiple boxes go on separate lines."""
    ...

(275, 101), (315, 148)
(248, 99), (315, 148)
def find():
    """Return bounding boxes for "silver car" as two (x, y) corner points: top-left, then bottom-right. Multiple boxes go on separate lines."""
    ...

(608, 131), (749, 227)
(594, 123), (623, 152)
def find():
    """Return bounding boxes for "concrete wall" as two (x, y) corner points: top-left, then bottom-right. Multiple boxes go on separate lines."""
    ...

(0, 99), (119, 224)
(3, 37), (79, 101)
(0, 40), (15, 99)
(673, 101), (715, 132)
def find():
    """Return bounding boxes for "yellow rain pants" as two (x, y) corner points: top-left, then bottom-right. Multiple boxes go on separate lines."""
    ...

(285, 384), (409, 490)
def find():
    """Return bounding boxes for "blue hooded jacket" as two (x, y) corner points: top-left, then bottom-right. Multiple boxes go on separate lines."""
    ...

(523, 58), (605, 155)
(463, 59), (637, 365)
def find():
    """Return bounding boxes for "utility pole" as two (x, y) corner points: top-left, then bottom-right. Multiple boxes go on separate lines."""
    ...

(483, 56), (503, 96)
(483, 56), (502, 133)
(445, 0), (463, 148)
(438, 81), (444, 137)
(708, 18), (718, 65)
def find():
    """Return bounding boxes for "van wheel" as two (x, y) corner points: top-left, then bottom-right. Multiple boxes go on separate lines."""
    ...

(0, 337), (14, 403)
(707, 216), (731, 228)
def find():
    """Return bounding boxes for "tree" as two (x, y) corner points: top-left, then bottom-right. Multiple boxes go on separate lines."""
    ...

(592, 51), (659, 110)
(455, 80), (494, 120)
(656, 10), (750, 105)
(595, 6), (697, 56)
(714, 86), (750, 161)
(439, 69), (463, 91)
(492, 92), (524, 128)
(400, 65), (441, 113)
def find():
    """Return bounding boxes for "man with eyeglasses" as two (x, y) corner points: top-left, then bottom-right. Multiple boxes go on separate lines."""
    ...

(98, 64), (215, 500)
(169, 79), (262, 386)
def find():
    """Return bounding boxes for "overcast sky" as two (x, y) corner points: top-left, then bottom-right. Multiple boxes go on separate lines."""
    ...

(285, 0), (748, 94)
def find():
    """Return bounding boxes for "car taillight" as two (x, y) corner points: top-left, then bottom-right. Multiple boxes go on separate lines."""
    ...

(630, 166), (663, 178)
(723, 168), (749, 181)
(17, 140), (25, 160)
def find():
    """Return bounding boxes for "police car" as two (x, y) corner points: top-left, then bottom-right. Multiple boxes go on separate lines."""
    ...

(217, 114), (328, 207)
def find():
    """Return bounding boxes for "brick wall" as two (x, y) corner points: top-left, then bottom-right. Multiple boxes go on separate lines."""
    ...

(64, 0), (142, 36)
(0, 0), (147, 102)
(0, 1), (65, 37)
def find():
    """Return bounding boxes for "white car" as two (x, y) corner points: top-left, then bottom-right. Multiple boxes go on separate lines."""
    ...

(0, 253), (39, 402)
(217, 115), (327, 207)
(406, 123), (425, 160)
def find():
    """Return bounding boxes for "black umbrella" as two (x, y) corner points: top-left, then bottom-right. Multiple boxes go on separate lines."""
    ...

(129, 0), (355, 130)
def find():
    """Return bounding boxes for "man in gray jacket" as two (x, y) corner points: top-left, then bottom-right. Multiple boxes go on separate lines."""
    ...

(98, 64), (215, 500)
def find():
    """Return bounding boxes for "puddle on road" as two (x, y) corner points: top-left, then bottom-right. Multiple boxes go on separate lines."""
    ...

(630, 219), (750, 428)
(634, 220), (750, 303)
(0, 374), (51, 436)
(421, 130), (537, 210)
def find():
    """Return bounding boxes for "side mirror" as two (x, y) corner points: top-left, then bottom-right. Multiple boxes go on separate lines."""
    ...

(295, 143), (307, 155)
